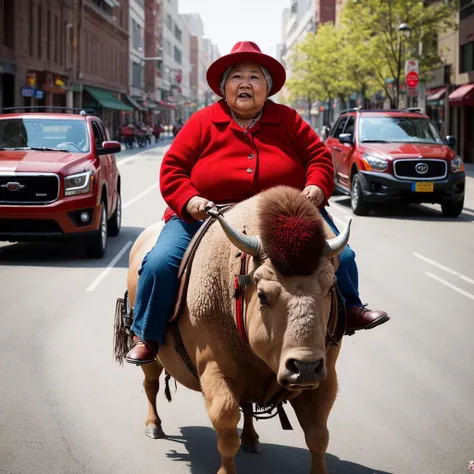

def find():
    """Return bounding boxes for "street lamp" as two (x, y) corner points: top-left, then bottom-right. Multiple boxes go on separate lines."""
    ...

(396, 22), (411, 108)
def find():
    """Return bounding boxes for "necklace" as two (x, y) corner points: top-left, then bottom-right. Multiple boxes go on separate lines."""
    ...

(230, 109), (263, 130)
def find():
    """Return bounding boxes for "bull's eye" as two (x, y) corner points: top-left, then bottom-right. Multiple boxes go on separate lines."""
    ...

(257, 288), (269, 307)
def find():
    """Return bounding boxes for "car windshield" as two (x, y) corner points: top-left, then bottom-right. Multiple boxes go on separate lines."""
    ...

(359, 116), (444, 145)
(0, 118), (90, 153)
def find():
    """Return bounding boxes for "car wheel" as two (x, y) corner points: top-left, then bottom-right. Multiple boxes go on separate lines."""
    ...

(85, 202), (108, 258)
(108, 192), (122, 237)
(441, 198), (464, 218)
(350, 174), (370, 216)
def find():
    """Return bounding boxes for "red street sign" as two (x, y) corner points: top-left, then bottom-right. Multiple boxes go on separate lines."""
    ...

(406, 71), (419, 88)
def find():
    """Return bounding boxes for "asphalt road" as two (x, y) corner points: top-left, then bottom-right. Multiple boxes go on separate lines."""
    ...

(1, 143), (473, 474)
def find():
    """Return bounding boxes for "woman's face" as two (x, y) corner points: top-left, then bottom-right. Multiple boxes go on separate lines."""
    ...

(224, 62), (268, 118)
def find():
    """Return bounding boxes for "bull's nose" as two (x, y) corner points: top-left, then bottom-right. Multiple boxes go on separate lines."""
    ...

(282, 358), (326, 386)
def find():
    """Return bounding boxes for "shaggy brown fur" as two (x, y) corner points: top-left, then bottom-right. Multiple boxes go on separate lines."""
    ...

(257, 186), (326, 276)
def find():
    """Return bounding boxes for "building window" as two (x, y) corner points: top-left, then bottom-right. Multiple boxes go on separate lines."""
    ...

(174, 46), (182, 64)
(132, 21), (142, 50)
(460, 0), (474, 20)
(29, 0), (34, 56)
(91, 0), (114, 16)
(132, 61), (143, 88)
(54, 15), (59, 63)
(174, 26), (182, 43)
(166, 14), (172, 30)
(37, 5), (42, 59)
(0, 0), (14, 48)
(46, 11), (51, 61)
(460, 41), (474, 73)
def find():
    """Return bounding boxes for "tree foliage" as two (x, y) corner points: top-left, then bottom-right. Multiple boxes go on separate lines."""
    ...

(285, 0), (458, 109)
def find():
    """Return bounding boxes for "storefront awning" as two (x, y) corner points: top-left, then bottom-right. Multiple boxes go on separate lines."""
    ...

(84, 86), (133, 111)
(124, 95), (147, 111)
(159, 100), (177, 110)
(448, 83), (474, 107)
(426, 87), (446, 102)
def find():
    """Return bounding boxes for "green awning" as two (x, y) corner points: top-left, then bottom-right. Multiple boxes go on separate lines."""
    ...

(84, 86), (133, 112)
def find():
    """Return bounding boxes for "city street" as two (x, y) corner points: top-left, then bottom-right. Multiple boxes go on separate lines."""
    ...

(1, 142), (473, 474)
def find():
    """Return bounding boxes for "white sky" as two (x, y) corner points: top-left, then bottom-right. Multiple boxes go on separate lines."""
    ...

(178, 0), (290, 58)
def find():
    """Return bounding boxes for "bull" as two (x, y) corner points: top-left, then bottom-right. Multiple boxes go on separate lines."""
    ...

(115, 185), (351, 474)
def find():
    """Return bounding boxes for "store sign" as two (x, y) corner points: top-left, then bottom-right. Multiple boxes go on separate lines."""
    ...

(21, 87), (36, 97)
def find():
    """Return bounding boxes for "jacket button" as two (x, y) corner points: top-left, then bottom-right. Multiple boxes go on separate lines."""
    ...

(248, 154), (254, 159)
(247, 168), (253, 173)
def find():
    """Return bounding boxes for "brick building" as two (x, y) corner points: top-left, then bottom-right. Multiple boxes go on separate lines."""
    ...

(0, 0), (132, 138)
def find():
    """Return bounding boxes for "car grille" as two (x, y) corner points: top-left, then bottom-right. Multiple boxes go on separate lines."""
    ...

(0, 218), (63, 234)
(393, 159), (447, 180)
(0, 174), (60, 204)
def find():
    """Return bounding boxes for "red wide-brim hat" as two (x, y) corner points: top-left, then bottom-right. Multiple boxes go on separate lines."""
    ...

(206, 41), (286, 98)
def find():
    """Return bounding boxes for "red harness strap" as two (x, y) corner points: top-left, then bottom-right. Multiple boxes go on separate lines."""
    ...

(234, 252), (249, 343)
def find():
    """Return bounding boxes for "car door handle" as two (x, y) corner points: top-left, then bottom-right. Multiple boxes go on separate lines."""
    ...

(332, 146), (342, 152)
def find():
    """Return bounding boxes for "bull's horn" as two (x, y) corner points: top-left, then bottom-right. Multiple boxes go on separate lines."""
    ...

(208, 208), (262, 257)
(324, 219), (352, 258)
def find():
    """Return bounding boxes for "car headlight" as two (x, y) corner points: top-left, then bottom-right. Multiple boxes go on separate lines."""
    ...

(363, 153), (388, 171)
(64, 171), (93, 196)
(450, 156), (464, 173)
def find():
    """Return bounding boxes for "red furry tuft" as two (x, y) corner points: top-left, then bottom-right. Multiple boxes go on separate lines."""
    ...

(257, 186), (326, 276)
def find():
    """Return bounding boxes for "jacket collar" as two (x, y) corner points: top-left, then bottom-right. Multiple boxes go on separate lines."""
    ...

(211, 99), (280, 125)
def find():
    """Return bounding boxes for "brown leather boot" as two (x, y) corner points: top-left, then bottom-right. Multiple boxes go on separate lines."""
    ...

(125, 336), (159, 365)
(345, 305), (390, 335)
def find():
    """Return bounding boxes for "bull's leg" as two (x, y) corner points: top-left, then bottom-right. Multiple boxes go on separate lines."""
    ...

(290, 346), (341, 474)
(240, 403), (260, 454)
(141, 362), (166, 439)
(201, 368), (241, 474)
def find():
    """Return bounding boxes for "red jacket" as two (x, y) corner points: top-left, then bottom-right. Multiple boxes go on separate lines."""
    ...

(160, 99), (335, 222)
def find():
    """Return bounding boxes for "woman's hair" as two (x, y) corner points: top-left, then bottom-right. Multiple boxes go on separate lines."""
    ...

(220, 65), (273, 98)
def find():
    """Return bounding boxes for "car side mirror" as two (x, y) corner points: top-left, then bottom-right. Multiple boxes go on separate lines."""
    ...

(445, 136), (456, 148)
(339, 133), (354, 145)
(97, 140), (122, 155)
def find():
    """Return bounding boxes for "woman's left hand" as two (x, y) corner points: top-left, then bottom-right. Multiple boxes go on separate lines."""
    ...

(303, 185), (325, 207)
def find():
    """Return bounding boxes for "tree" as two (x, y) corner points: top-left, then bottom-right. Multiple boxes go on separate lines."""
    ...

(286, 24), (350, 118)
(340, 0), (458, 109)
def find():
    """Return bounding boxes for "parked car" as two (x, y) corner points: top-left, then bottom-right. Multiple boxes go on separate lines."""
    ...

(0, 107), (122, 258)
(326, 108), (465, 217)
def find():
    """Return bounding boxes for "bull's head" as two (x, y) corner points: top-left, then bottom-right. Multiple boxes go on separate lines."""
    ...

(209, 187), (351, 390)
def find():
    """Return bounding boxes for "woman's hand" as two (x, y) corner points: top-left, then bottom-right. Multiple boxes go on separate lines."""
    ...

(185, 196), (216, 220)
(303, 185), (325, 207)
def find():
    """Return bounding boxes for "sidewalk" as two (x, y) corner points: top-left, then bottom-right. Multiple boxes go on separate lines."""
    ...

(465, 163), (474, 180)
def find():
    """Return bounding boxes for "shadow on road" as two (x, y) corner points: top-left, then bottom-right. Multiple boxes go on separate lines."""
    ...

(332, 196), (474, 223)
(0, 226), (144, 268)
(165, 426), (391, 474)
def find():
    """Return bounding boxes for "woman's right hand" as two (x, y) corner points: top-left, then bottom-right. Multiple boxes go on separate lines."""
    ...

(185, 196), (215, 221)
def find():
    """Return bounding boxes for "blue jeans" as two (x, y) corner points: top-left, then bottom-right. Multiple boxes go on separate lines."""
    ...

(131, 210), (362, 344)
(131, 216), (203, 343)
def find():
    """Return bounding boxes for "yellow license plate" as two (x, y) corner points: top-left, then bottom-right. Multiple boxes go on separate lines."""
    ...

(412, 182), (434, 192)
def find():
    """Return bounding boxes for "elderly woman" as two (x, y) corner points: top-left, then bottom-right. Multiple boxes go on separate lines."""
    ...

(125, 42), (389, 365)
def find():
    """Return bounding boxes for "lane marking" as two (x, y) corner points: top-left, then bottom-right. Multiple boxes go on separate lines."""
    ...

(462, 209), (474, 217)
(117, 145), (170, 168)
(123, 183), (159, 210)
(413, 252), (474, 284)
(86, 241), (133, 292)
(425, 272), (474, 301)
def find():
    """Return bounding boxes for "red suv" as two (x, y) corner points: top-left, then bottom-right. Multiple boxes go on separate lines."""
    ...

(0, 108), (122, 258)
(326, 108), (465, 217)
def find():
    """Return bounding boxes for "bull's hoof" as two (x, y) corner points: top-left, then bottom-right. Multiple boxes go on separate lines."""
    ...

(240, 441), (261, 454)
(144, 424), (166, 439)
